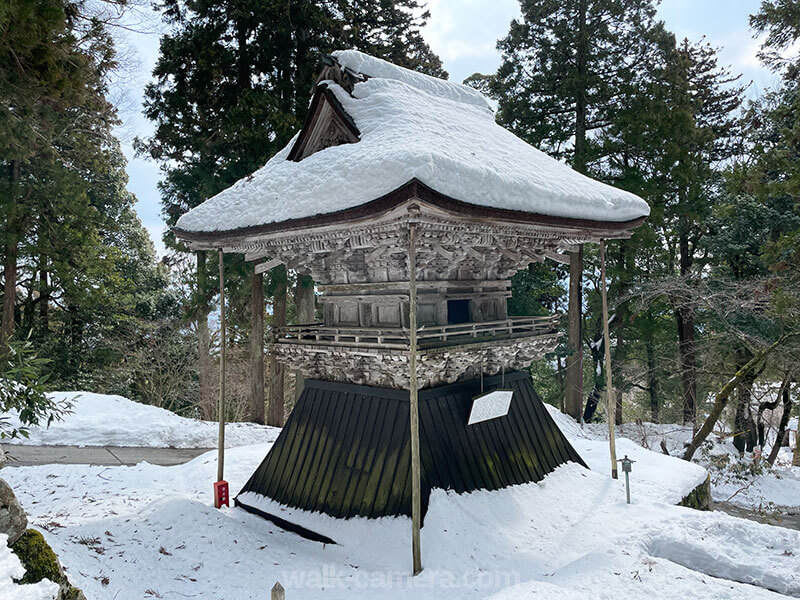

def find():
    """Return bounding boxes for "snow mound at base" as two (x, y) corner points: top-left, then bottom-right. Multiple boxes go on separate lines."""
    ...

(3, 392), (279, 448)
(546, 405), (708, 503)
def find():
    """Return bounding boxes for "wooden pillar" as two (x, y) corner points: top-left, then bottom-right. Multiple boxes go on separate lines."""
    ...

(599, 241), (618, 479)
(293, 274), (315, 403)
(565, 246), (584, 419)
(217, 249), (227, 482)
(250, 270), (265, 424)
(268, 265), (287, 426)
(408, 217), (422, 576)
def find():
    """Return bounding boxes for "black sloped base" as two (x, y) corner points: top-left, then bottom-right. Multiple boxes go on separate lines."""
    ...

(236, 370), (585, 528)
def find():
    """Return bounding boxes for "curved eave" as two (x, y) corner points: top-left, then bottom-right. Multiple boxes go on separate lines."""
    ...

(173, 178), (648, 248)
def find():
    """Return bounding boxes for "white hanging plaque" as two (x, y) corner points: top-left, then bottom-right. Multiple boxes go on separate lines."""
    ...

(468, 390), (514, 425)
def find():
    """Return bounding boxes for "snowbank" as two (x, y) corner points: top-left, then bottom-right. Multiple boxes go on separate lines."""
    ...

(546, 405), (708, 503)
(3, 396), (799, 599)
(176, 50), (649, 234)
(0, 533), (59, 600)
(547, 407), (800, 512)
(3, 392), (279, 448)
(4, 447), (798, 600)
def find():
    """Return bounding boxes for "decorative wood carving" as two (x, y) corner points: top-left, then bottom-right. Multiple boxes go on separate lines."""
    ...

(272, 334), (559, 390)
(228, 211), (592, 286)
(287, 88), (360, 162)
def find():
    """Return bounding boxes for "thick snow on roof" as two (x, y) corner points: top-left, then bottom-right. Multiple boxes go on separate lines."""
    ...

(333, 49), (493, 112)
(176, 51), (650, 234)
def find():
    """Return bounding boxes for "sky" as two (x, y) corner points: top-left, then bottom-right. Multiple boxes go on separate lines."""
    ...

(115, 0), (778, 257)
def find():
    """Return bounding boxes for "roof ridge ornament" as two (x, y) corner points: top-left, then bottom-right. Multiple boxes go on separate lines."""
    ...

(316, 54), (367, 95)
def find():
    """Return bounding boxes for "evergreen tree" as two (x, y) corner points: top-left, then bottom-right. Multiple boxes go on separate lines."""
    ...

(0, 0), (100, 349)
(139, 0), (444, 424)
(597, 31), (744, 425)
(1, 0), (171, 391)
(483, 0), (660, 420)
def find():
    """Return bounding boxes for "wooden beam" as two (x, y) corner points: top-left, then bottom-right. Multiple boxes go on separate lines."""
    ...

(544, 251), (570, 265)
(245, 249), (269, 262)
(255, 258), (283, 275)
(250, 269), (265, 424)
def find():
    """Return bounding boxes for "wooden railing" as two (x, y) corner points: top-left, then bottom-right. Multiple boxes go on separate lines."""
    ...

(276, 315), (559, 350)
(417, 315), (558, 347)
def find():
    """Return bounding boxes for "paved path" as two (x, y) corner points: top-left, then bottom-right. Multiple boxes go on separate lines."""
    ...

(1, 444), (212, 467)
(714, 500), (800, 531)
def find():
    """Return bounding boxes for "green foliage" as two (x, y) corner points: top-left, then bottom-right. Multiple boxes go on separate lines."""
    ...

(0, 335), (67, 439)
(751, 0), (800, 71)
(0, 0), (180, 397)
(488, 0), (658, 171)
(508, 263), (566, 317)
(528, 358), (565, 410)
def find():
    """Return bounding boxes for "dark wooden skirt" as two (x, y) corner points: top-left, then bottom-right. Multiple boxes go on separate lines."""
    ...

(236, 371), (585, 529)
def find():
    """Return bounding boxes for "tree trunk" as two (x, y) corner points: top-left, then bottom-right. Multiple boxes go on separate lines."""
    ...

(196, 251), (213, 420)
(564, 0), (588, 419)
(582, 385), (600, 422)
(676, 230), (697, 427)
(615, 389), (623, 426)
(794, 417), (800, 467)
(757, 370), (783, 450)
(267, 265), (287, 427)
(675, 305), (697, 427)
(39, 256), (48, 325)
(1, 159), (20, 350)
(683, 336), (786, 461)
(733, 348), (755, 454)
(249, 270), (265, 424)
(645, 331), (659, 422)
(767, 381), (793, 467)
(293, 274), (315, 403)
(564, 246), (584, 419)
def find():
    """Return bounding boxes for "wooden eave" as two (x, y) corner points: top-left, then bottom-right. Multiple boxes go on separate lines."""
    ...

(173, 178), (647, 249)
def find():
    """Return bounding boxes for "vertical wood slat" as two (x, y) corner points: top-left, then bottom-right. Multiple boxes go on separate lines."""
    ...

(362, 398), (404, 516)
(290, 387), (335, 508)
(274, 385), (325, 506)
(300, 391), (351, 512)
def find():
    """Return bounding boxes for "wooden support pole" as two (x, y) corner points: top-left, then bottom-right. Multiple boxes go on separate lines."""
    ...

(599, 241), (618, 479)
(250, 269), (265, 424)
(565, 245), (584, 420)
(218, 249), (226, 482)
(408, 217), (423, 576)
(271, 581), (285, 600)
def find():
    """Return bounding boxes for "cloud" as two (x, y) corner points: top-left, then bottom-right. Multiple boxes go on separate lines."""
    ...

(422, 0), (520, 80)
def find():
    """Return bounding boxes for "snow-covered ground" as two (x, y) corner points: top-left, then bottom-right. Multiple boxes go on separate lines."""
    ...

(559, 412), (800, 513)
(3, 444), (798, 600)
(3, 392), (279, 448)
(3, 394), (800, 599)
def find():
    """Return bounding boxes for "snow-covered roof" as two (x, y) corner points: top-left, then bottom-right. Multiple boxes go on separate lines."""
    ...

(175, 50), (650, 235)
